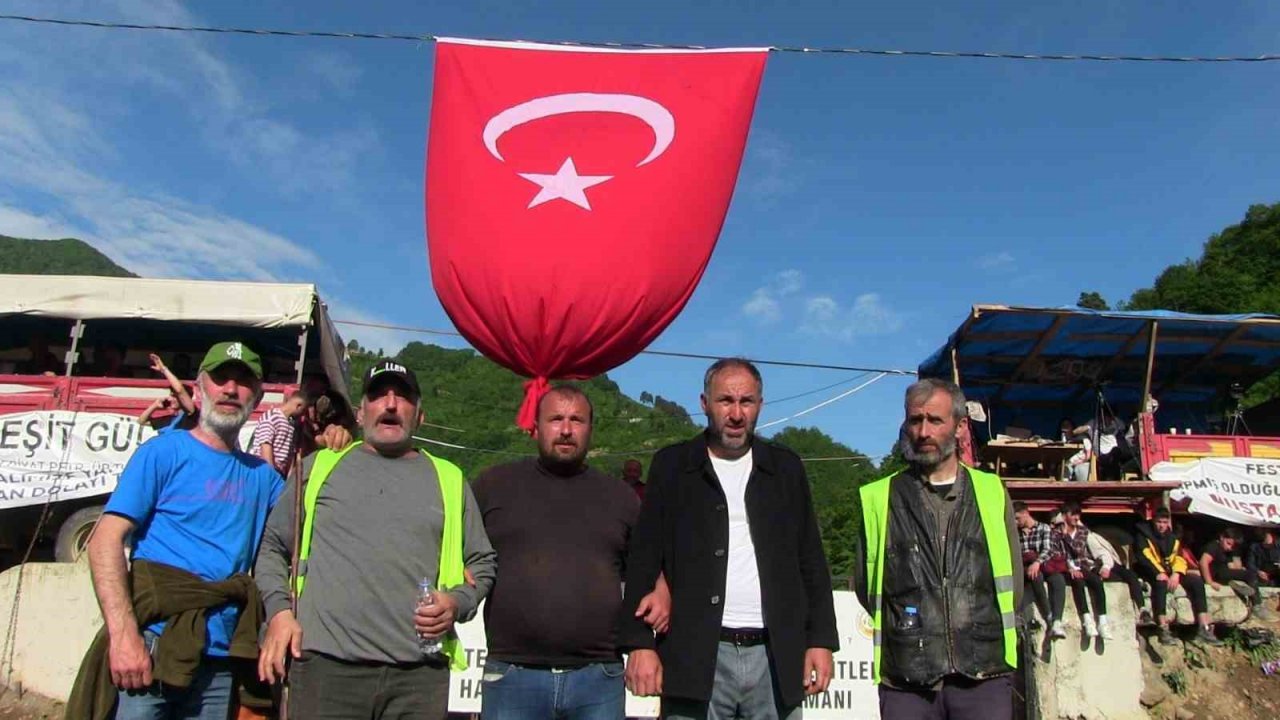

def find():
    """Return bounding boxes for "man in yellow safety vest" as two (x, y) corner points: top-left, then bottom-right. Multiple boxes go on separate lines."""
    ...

(855, 378), (1021, 719)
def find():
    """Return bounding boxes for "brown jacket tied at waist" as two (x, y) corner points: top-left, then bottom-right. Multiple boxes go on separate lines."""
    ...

(66, 559), (264, 720)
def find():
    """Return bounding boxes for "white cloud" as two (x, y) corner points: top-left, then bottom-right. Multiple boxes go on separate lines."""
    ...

(801, 292), (903, 341)
(977, 251), (1015, 270)
(0, 205), (86, 240)
(741, 269), (805, 324)
(743, 130), (800, 202)
(323, 297), (471, 357)
(303, 51), (364, 96)
(742, 288), (782, 324)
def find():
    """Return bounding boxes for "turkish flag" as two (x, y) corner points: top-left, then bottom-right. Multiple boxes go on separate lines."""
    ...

(426, 38), (768, 430)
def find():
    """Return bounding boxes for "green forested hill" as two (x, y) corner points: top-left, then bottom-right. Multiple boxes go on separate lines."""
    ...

(347, 341), (879, 582)
(0, 235), (136, 277)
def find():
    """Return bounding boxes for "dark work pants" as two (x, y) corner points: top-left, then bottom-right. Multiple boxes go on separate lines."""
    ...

(289, 651), (450, 720)
(1136, 566), (1209, 618)
(1215, 566), (1261, 603)
(1023, 572), (1066, 622)
(1102, 565), (1145, 611)
(1068, 571), (1107, 615)
(878, 675), (1013, 720)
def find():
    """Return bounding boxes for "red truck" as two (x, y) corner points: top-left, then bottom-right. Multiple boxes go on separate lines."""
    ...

(0, 274), (351, 566)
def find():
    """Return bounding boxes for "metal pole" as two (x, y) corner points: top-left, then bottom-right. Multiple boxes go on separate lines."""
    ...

(1140, 321), (1159, 421)
(63, 320), (84, 378)
(294, 328), (309, 385)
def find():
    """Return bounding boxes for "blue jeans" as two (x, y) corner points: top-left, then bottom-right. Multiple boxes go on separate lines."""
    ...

(481, 659), (625, 720)
(114, 631), (236, 720)
(661, 642), (801, 720)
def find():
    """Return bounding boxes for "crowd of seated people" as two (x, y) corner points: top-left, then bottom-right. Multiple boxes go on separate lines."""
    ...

(1017, 503), (1279, 649)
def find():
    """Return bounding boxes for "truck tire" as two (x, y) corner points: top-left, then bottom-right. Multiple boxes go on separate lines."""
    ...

(55, 505), (104, 563)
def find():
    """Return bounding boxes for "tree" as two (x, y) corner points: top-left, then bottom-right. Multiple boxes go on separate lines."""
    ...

(639, 391), (654, 405)
(1076, 291), (1109, 311)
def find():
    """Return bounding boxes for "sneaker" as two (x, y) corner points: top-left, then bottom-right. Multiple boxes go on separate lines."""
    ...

(1028, 617), (1044, 631)
(1157, 626), (1177, 645)
(1138, 608), (1154, 626)
(1229, 580), (1257, 599)
(1050, 620), (1067, 639)
(1099, 616), (1113, 639)
(1254, 604), (1278, 622)
(1083, 614), (1099, 638)
(1196, 626), (1224, 647)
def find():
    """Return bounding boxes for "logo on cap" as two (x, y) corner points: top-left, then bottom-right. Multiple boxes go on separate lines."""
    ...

(226, 342), (244, 360)
(375, 362), (407, 375)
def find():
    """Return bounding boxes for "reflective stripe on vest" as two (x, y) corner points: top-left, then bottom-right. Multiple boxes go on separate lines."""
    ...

(294, 441), (469, 671)
(859, 466), (1017, 683)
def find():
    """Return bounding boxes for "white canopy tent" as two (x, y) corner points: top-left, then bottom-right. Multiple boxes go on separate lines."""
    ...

(0, 274), (349, 397)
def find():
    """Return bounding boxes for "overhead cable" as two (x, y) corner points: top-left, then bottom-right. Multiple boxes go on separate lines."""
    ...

(333, 318), (916, 375)
(757, 372), (889, 430)
(3, 15), (1278, 63)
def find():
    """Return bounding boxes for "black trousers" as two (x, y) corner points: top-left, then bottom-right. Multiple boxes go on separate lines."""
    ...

(1067, 571), (1106, 615)
(1215, 566), (1260, 602)
(1136, 566), (1208, 618)
(1101, 565), (1145, 611)
(1023, 572), (1066, 622)
(878, 675), (1013, 720)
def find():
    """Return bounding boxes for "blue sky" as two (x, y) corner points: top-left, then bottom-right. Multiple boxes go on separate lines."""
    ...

(2, 1), (1277, 460)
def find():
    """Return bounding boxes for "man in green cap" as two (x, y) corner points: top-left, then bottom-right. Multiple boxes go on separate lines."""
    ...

(78, 340), (286, 719)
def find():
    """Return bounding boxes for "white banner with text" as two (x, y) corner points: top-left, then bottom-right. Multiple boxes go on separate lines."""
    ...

(0, 410), (255, 510)
(1154, 457), (1280, 526)
(448, 592), (879, 718)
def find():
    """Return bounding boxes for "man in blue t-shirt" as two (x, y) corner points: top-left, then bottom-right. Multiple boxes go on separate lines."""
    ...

(87, 341), (285, 719)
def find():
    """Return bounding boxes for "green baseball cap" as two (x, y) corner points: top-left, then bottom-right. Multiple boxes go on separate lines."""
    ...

(199, 341), (263, 379)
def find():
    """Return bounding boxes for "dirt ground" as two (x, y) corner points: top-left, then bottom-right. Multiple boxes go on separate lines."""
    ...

(0, 687), (61, 720)
(1140, 619), (1280, 719)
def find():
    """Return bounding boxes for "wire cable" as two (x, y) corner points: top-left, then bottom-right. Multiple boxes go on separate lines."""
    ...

(2, 15), (1278, 63)
(757, 372), (889, 430)
(334, 318), (916, 375)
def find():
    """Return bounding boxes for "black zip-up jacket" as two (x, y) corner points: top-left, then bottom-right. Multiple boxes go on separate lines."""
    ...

(616, 434), (839, 707)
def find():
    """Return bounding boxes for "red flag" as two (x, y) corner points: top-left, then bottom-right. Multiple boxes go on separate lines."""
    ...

(426, 38), (768, 430)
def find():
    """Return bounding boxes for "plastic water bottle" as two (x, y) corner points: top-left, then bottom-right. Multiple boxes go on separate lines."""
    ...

(1263, 659), (1280, 676)
(417, 578), (442, 656)
(899, 606), (921, 632)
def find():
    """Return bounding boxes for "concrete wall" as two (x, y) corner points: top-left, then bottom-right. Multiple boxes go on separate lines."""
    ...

(1027, 584), (1147, 720)
(0, 561), (102, 700)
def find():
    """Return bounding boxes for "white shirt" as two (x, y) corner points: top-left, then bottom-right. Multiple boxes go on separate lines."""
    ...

(710, 449), (764, 628)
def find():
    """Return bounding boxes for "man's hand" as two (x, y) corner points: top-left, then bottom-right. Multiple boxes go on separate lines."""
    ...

(803, 648), (834, 696)
(1100, 567), (1112, 580)
(148, 353), (166, 375)
(317, 424), (353, 450)
(1168, 573), (1182, 591)
(108, 630), (152, 690)
(1210, 582), (1223, 591)
(1070, 569), (1083, 581)
(414, 591), (459, 639)
(635, 576), (671, 634)
(1260, 570), (1271, 584)
(258, 610), (303, 684)
(625, 649), (663, 697)
(1027, 561), (1041, 580)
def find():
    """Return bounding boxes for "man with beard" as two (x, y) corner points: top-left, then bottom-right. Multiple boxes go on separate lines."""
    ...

(78, 341), (284, 719)
(471, 385), (669, 720)
(620, 358), (838, 719)
(854, 379), (1021, 719)
(255, 360), (496, 719)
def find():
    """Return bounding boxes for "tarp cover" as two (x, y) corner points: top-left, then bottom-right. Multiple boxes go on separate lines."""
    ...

(0, 275), (317, 328)
(919, 305), (1280, 437)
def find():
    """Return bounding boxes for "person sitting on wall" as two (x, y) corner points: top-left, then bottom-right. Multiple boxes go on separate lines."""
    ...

(1200, 526), (1274, 621)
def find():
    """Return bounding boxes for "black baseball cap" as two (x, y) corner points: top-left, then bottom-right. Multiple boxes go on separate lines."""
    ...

(363, 360), (420, 400)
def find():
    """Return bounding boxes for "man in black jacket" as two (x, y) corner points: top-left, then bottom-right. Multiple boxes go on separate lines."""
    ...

(619, 358), (839, 719)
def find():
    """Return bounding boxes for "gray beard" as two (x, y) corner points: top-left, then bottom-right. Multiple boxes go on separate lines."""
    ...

(198, 385), (251, 441)
(898, 428), (956, 471)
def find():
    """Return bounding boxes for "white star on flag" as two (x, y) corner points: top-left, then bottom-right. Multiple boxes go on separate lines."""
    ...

(518, 157), (613, 210)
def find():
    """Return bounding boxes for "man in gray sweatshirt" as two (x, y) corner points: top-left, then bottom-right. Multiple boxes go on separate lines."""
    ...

(255, 360), (496, 719)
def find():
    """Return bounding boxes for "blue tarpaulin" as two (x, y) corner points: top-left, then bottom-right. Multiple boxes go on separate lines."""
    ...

(918, 305), (1280, 438)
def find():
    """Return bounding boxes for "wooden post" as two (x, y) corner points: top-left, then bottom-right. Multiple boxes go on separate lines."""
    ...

(1140, 320), (1159, 421)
